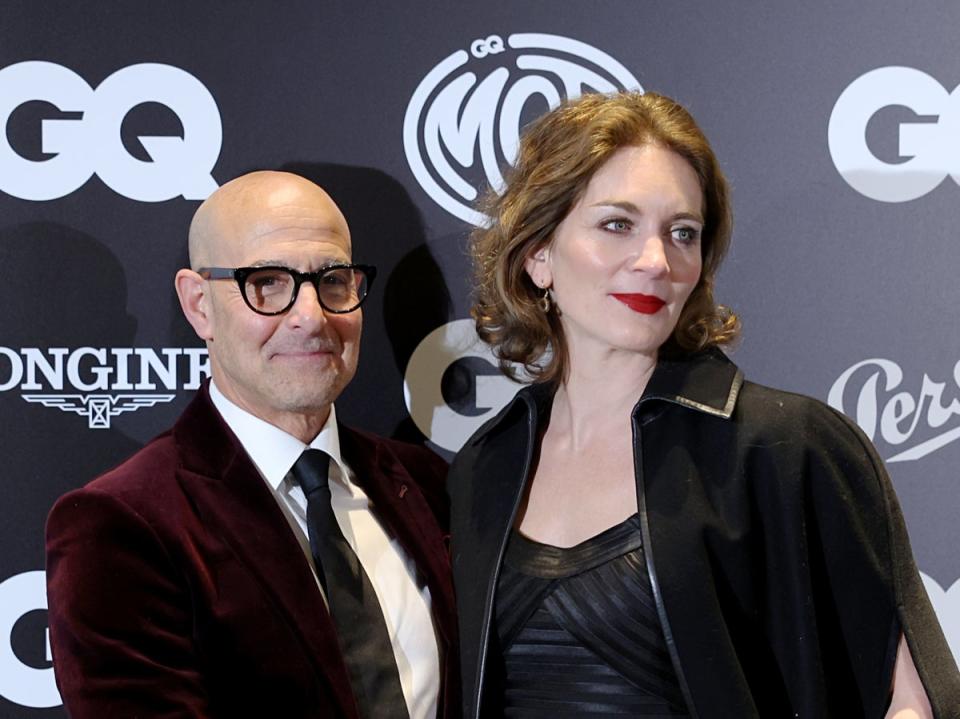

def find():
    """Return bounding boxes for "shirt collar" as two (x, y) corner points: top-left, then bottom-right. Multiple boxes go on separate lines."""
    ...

(208, 379), (351, 492)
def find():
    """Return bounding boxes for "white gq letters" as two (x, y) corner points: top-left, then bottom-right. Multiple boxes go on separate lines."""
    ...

(0, 61), (221, 202)
(829, 66), (960, 202)
(403, 319), (519, 452)
(0, 572), (59, 708)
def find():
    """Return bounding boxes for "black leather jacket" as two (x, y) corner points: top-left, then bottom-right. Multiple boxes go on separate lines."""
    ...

(448, 350), (960, 718)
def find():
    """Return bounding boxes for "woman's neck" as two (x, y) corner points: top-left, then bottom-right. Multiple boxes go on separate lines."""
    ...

(550, 346), (657, 449)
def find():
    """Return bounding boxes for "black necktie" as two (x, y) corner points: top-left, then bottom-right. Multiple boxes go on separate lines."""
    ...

(291, 449), (410, 719)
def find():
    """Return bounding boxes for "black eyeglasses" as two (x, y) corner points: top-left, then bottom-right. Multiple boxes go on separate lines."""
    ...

(197, 264), (376, 316)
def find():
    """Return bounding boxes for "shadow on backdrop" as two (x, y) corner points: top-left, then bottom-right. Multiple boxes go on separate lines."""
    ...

(281, 162), (453, 443)
(0, 221), (143, 522)
(0, 221), (143, 719)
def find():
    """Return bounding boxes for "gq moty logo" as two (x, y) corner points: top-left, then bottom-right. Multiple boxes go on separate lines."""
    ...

(404, 33), (641, 225)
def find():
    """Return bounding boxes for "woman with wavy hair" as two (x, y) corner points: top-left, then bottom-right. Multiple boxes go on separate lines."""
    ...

(448, 91), (959, 718)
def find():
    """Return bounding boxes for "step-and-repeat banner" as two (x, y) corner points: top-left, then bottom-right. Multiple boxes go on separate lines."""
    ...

(2, 2), (958, 714)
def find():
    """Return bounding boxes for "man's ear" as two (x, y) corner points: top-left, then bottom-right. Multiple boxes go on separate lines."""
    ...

(523, 244), (552, 289)
(174, 269), (214, 341)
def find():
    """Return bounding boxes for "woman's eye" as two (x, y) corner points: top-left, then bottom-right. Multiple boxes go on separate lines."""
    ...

(671, 226), (700, 245)
(602, 218), (631, 233)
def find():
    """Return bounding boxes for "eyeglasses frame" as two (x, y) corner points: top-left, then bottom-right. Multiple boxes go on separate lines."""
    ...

(196, 263), (377, 316)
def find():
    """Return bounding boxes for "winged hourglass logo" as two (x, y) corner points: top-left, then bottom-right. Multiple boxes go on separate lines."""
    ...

(20, 393), (176, 429)
(1, 346), (209, 430)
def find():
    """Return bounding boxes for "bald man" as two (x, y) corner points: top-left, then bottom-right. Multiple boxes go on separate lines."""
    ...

(45, 172), (458, 719)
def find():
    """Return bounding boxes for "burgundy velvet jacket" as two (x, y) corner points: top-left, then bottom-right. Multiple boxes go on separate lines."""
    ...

(46, 383), (458, 719)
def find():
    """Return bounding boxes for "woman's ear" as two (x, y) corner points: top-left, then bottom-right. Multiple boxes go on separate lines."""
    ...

(523, 245), (552, 289)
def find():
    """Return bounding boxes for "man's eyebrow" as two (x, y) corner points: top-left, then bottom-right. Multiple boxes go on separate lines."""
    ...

(247, 258), (350, 268)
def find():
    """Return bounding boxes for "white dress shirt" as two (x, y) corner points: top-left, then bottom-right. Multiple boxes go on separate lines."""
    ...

(209, 381), (440, 719)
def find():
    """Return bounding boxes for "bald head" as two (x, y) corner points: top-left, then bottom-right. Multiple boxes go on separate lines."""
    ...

(175, 170), (363, 441)
(188, 171), (350, 268)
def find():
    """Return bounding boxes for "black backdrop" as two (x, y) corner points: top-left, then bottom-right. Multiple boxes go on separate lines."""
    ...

(3, 2), (960, 714)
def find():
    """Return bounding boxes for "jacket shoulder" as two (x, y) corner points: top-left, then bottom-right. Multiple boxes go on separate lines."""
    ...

(54, 428), (180, 514)
(45, 428), (197, 565)
(733, 379), (880, 462)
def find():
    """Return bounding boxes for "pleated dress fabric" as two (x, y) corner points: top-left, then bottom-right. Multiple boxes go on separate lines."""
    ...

(494, 514), (689, 717)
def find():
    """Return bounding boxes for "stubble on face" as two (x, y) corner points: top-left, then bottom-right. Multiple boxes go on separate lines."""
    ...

(189, 171), (362, 437)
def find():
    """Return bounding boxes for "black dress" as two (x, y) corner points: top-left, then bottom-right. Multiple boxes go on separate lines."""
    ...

(495, 514), (689, 717)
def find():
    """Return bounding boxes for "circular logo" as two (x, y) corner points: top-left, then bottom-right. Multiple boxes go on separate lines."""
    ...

(403, 319), (521, 452)
(828, 66), (960, 203)
(0, 571), (60, 708)
(403, 33), (642, 225)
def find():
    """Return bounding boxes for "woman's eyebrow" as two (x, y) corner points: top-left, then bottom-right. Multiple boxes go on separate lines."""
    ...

(590, 200), (704, 224)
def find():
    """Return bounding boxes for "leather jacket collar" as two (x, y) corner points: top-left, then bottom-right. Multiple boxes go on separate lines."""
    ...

(480, 348), (744, 442)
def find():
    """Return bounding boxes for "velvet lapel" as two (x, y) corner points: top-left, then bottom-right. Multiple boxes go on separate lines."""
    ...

(171, 386), (358, 719)
(337, 424), (456, 649)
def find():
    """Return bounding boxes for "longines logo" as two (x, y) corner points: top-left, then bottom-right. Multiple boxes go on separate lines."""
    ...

(0, 61), (221, 202)
(829, 66), (960, 202)
(0, 347), (209, 429)
(403, 32), (641, 225)
(827, 358), (960, 462)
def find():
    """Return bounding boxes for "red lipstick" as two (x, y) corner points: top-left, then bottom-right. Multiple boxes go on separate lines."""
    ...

(611, 293), (666, 314)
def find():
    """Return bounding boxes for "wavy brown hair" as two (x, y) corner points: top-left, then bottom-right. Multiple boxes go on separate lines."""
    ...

(471, 91), (740, 384)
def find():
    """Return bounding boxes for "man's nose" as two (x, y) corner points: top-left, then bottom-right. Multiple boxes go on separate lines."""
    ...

(285, 282), (328, 328)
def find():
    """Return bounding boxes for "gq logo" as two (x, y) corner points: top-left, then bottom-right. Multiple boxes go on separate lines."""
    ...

(404, 33), (641, 225)
(0, 571), (60, 708)
(404, 319), (520, 452)
(828, 66), (960, 202)
(0, 61), (221, 202)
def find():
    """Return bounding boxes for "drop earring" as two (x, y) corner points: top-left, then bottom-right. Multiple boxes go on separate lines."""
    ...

(540, 287), (551, 313)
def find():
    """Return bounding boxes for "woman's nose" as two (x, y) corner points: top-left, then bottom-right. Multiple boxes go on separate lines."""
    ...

(631, 235), (669, 276)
